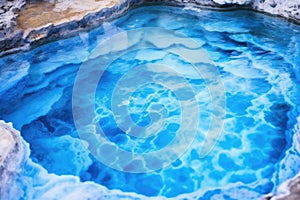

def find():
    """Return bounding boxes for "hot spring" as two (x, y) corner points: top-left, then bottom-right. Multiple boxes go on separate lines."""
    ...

(0, 5), (300, 199)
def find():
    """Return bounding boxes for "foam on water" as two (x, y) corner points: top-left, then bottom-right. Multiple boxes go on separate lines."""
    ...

(0, 5), (300, 199)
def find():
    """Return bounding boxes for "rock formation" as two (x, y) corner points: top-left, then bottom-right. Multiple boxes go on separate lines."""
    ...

(0, 0), (300, 199)
(0, 0), (25, 36)
(0, 0), (299, 56)
(261, 119), (300, 200)
(0, 120), (152, 200)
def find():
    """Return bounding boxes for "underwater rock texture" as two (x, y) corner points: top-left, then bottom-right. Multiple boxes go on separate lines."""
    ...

(0, 120), (153, 200)
(261, 119), (300, 200)
(0, 0), (300, 199)
(1, 118), (299, 199)
(0, 119), (269, 199)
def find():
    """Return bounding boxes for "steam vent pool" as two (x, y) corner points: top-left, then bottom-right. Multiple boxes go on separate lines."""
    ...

(1, 5), (300, 199)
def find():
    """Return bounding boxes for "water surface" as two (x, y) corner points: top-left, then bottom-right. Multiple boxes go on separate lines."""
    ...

(0, 5), (300, 199)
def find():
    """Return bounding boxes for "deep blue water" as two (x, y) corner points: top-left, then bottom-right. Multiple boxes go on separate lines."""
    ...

(1, 5), (300, 198)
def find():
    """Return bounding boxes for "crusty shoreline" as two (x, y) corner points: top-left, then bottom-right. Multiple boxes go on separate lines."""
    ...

(0, 0), (300, 199)
(0, 0), (299, 57)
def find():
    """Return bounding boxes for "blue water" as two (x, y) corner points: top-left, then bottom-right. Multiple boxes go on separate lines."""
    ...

(1, 5), (300, 198)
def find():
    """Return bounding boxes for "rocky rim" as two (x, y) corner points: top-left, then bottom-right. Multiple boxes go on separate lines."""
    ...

(0, 0), (300, 199)
(0, 0), (300, 57)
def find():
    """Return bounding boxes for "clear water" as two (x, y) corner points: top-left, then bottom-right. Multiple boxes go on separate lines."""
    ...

(1, 5), (300, 198)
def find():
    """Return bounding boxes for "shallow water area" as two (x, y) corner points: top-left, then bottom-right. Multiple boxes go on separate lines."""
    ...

(1, 5), (300, 199)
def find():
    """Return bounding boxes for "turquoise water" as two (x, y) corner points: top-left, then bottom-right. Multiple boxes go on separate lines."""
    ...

(1, 5), (300, 199)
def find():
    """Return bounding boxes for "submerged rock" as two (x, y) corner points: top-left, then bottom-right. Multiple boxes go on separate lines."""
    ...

(0, 120), (152, 200)
(262, 118), (300, 200)
(0, 0), (300, 199)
